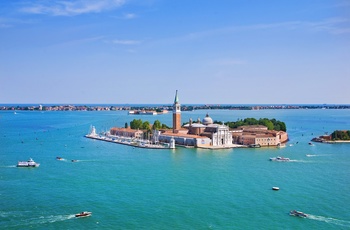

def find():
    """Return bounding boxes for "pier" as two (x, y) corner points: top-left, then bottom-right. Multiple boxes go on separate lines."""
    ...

(85, 126), (174, 149)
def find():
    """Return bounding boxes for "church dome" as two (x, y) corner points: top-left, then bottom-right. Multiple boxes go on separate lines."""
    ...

(202, 113), (213, 125)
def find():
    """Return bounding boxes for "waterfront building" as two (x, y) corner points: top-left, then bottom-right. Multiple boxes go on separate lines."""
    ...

(184, 114), (233, 147)
(158, 91), (233, 148)
(110, 127), (143, 139)
(232, 126), (288, 146)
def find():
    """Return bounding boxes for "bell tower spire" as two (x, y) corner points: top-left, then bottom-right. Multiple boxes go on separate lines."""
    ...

(173, 90), (181, 133)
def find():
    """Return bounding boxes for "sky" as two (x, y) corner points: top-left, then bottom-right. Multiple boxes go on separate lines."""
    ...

(1, 0), (349, 104)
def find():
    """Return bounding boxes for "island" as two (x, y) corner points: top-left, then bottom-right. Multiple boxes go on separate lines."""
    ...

(85, 91), (289, 149)
(311, 130), (350, 143)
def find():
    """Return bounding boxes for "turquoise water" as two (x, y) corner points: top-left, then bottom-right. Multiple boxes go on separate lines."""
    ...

(1, 109), (350, 229)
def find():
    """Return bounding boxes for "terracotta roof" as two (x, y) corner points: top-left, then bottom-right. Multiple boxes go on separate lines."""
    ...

(110, 127), (143, 133)
(161, 131), (204, 139)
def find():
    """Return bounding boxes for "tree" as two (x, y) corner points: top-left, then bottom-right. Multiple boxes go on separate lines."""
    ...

(125, 122), (128, 128)
(153, 120), (162, 130)
(259, 118), (273, 130)
(142, 121), (151, 130)
(130, 119), (143, 129)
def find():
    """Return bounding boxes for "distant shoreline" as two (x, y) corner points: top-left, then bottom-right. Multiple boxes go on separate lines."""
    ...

(312, 139), (350, 144)
(1, 104), (350, 112)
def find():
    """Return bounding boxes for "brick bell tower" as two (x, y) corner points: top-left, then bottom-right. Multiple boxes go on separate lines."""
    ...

(173, 90), (181, 133)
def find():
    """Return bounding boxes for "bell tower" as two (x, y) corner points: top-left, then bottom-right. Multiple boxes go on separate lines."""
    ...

(173, 90), (181, 133)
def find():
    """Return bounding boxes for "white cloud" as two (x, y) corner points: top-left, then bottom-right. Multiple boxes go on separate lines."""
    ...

(112, 39), (141, 45)
(123, 13), (137, 19)
(21, 0), (126, 16)
(303, 18), (350, 35)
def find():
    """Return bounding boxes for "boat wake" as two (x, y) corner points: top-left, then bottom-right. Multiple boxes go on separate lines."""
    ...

(289, 160), (310, 163)
(27, 214), (76, 226)
(307, 214), (350, 227)
(75, 160), (97, 162)
(34, 214), (76, 224)
(1, 165), (16, 168)
(287, 159), (318, 163)
(2, 214), (76, 228)
(306, 154), (331, 157)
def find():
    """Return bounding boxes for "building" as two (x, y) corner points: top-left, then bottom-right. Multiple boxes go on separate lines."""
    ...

(232, 125), (288, 146)
(172, 90), (181, 133)
(158, 91), (234, 148)
(110, 127), (143, 139)
(184, 114), (233, 147)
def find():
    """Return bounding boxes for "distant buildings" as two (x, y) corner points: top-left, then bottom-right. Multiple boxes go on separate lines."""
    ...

(107, 90), (288, 149)
(157, 91), (237, 148)
(231, 125), (288, 146)
(110, 127), (143, 139)
(157, 91), (288, 148)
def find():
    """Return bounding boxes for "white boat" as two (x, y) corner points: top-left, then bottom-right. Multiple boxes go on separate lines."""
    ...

(272, 187), (280, 191)
(289, 210), (308, 218)
(17, 158), (40, 167)
(270, 156), (290, 162)
(75, 211), (92, 218)
(249, 144), (261, 148)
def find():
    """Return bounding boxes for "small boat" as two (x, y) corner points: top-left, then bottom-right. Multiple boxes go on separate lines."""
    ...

(75, 211), (92, 218)
(272, 187), (280, 191)
(289, 210), (308, 218)
(249, 144), (261, 148)
(17, 158), (40, 167)
(270, 156), (290, 162)
(71, 159), (78, 162)
(56, 157), (63, 160)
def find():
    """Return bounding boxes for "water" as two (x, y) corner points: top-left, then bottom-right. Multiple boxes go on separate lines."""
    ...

(1, 109), (350, 229)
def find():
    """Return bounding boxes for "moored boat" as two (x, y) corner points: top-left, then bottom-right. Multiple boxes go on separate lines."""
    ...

(17, 158), (40, 167)
(270, 156), (290, 162)
(289, 210), (308, 218)
(75, 211), (92, 218)
(249, 144), (261, 148)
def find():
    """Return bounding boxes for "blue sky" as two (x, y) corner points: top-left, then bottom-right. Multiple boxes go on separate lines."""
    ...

(1, 0), (349, 104)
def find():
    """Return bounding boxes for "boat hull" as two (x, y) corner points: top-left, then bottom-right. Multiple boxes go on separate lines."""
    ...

(290, 210), (308, 218)
(75, 212), (92, 218)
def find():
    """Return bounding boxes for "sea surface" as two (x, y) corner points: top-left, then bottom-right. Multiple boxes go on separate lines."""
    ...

(1, 109), (350, 229)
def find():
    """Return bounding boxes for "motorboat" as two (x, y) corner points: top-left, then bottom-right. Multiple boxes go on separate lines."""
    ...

(269, 156), (290, 162)
(75, 211), (92, 218)
(56, 157), (63, 160)
(17, 158), (40, 167)
(289, 210), (308, 218)
(71, 159), (78, 162)
(272, 187), (280, 191)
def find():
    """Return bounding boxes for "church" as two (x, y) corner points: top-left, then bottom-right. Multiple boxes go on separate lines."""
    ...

(157, 90), (234, 148)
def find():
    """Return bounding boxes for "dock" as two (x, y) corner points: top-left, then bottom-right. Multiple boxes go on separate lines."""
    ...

(85, 133), (173, 149)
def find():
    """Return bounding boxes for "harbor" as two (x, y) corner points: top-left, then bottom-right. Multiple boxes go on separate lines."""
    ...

(85, 126), (175, 149)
